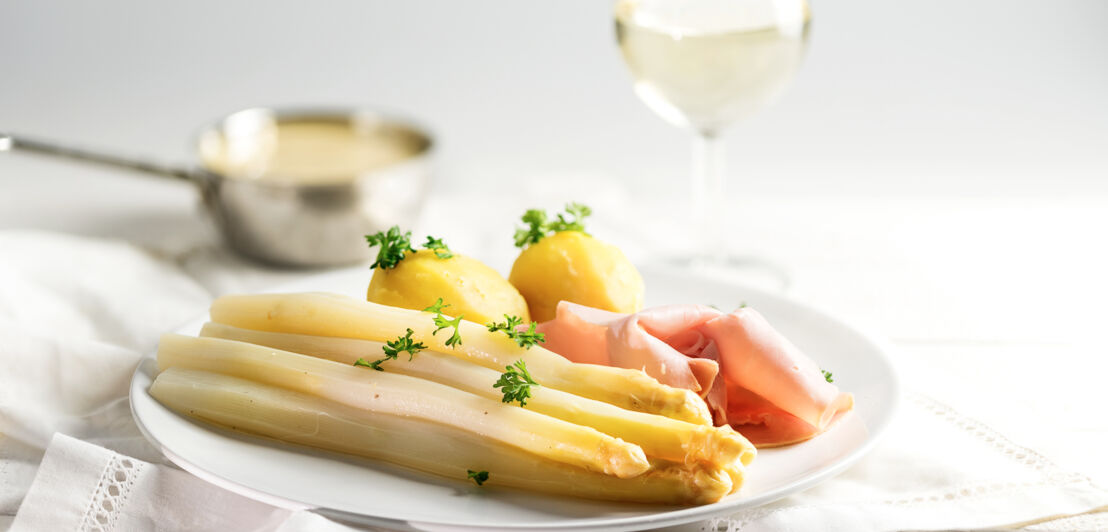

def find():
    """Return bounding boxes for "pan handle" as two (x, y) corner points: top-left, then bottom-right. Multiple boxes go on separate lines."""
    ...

(0, 132), (195, 183)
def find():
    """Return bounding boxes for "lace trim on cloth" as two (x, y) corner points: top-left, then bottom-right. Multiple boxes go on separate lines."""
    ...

(703, 393), (1106, 532)
(78, 453), (145, 532)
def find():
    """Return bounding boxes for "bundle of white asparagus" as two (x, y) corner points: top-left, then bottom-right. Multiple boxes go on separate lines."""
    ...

(149, 292), (756, 504)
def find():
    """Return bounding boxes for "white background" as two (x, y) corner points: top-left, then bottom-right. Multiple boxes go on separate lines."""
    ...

(1, 0), (1105, 203)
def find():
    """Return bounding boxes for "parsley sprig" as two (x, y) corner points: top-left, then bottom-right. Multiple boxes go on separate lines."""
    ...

(353, 357), (379, 370)
(423, 236), (453, 259)
(494, 359), (539, 406)
(486, 315), (545, 349)
(821, 369), (834, 383)
(467, 469), (489, 486)
(354, 328), (427, 371)
(365, 226), (415, 269)
(364, 226), (454, 269)
(513, 209), (547, 248)
(383, 329), (427, 361)
(424, 298), (463, 348)
(513, 203), (592, 248)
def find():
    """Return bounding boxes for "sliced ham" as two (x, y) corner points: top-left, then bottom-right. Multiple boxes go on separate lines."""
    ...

(537, 302), (719, 393)
(533, 303), (616, 366)
(700, 309), (853, 431)
(724, 383), (830, 447)
(535, 301), (854, 447)
(606, 304), (721, 393)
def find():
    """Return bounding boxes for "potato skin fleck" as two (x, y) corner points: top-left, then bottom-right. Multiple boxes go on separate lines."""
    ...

(367, 249), (529, 325)
(509, 231), (644, 323)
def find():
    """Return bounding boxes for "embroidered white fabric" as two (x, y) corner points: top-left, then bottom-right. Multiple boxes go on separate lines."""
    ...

(694, 394), (1108, 532)
(9, 434), (353, 532)
(79, 455), (143, 532)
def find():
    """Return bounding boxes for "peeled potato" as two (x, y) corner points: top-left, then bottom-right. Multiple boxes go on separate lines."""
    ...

(509, 231), (644, 323)
(367, 249), (529, 324)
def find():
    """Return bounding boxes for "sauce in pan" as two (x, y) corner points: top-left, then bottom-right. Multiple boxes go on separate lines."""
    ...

(199, 117), (427, 185)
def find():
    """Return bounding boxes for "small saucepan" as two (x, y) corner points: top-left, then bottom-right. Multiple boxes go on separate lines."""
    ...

(0, 107), (434, 267)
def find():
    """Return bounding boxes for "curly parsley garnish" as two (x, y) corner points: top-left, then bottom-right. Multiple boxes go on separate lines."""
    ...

(467, 469), (489, 486)
(423, 297), (448, 314)
(365, 226), (416, 269)
(513, 209), (548, 248)
(353, 328), (427, 371)
(494, 359), (539, 406)
(486, 315), (545, 349)
(384, 328), (427, 361)
(423, 235), (453, 259)
(424, 298), (463, 348)
(821, 369), (834, 383)
(365, 227), (454, 268)
(551, 202), (591, 232)
(513, 203), (592, 248)
(353, 357), (380, 370)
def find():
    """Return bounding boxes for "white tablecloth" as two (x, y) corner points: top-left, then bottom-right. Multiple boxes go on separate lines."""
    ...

(2, 190), (1107, 531)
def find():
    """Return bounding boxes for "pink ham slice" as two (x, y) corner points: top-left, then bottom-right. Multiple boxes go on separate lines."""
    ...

(606, 304), (721, 393)
(535, 301), (854, 447)
(534, 303), (619, 367)
(537, 302), (719, 393)
(700, 309), (854, 432)
(722, 383), (832, 447)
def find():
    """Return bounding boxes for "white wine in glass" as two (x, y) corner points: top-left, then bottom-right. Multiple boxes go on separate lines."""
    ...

(615, 0), (810, 277)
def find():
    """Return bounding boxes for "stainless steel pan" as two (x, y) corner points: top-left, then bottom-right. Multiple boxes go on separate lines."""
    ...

(1, 107), (433, 267)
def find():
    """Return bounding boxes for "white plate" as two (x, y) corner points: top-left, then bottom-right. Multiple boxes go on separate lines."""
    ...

(130, 266), (899, 531)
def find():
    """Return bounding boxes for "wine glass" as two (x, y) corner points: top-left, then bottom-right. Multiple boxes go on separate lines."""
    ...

(615, 0), (811, 285)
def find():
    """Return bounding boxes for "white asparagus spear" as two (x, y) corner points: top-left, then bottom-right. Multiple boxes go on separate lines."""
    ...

(199, 321), (756, 468)
(156, 334), (650, 478)
(208, 292), (712, 425)
(150, 367), (734, 504)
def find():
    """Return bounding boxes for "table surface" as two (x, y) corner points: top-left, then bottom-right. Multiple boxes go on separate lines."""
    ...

(2, 159), (1105, 490)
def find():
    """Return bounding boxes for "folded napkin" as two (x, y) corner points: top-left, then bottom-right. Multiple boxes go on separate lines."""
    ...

(0, 231), (209, 460)
(9, 433), (355, 532)
(2, 230), (1106, 531)
(0, 231), (350, 531)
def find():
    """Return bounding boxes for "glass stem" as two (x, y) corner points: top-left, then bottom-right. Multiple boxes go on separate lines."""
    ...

(691, 131), (725, 266)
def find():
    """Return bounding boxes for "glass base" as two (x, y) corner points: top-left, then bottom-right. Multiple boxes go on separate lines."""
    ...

(642, 254), (792, 293)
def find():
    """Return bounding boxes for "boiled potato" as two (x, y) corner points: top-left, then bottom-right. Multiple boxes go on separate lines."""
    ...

(509, 231), (644, 323)
(367, 249), (529, 324)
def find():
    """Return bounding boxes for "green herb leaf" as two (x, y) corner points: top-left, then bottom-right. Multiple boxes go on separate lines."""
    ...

(467, 469), (489, 486)
(433, 314), (464, 348)
(365, 226), (416, 269)
(494, 359), (539, 406)
(821, 369), (834, 383)
(354, 328), (426, 371)
(486, 314), (523, 333)
(512, 203), (591, 248)
(423, 235), (454, 259)
(383, 328), (427, 361)
(548, 202), (591, 233)
(513, 209), (548, 248)
(423, 297), (449, 314)
(353, 357), (384, 372)
(486, 315), (545, 349)
(424, 298), (463, 348)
